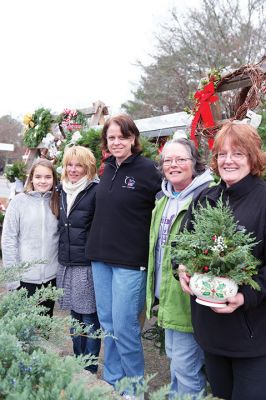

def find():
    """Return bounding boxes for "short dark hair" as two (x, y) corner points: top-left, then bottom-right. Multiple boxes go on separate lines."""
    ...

(101, 114), (141, 153)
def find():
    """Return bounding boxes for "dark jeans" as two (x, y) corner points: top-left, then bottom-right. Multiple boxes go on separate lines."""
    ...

(205, 351), (266, 400)
(70, 310), (101, 374)
(19, 278), (56, 317)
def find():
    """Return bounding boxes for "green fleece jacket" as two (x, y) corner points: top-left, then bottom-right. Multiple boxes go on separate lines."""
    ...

(146, 169), (213, 332)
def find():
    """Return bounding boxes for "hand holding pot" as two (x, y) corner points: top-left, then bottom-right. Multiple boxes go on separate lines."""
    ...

(211, 292), (245, 314)
(178, 264), (194, 295)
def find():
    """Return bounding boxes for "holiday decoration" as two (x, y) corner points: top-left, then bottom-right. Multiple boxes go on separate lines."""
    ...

(187, 56), (266, 150)
(23, 108), (53, 148)
(57, 108), (87, 133)
(171, 198), (260, 306)
(186, 68), (222, 149)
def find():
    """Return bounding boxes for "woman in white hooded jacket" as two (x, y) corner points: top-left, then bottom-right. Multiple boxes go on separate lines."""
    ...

(1, 159), (59, 316)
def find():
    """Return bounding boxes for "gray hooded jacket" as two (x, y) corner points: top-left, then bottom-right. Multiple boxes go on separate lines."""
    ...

(1, 191), (59, 290)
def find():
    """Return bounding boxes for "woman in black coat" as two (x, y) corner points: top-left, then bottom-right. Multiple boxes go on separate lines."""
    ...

(57, 145), (101, 374)
(179, 122), (266, 400)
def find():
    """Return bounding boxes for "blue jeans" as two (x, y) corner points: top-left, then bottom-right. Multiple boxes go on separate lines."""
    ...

(92, 261), (146, 387)
(165, 329), (206, 399)
(70, 310), (101, 373)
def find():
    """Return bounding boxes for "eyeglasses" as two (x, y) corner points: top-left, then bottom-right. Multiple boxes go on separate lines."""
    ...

(216, 152), (247, 161)
(163, 157), (192, 166)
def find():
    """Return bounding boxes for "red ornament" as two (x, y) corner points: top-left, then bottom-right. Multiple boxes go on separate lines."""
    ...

(212, 235), (217, 241)
(202, 266), (209, 272)
(203, 249), (209, 255)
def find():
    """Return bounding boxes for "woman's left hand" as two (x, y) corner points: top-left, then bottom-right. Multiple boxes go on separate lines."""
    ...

(211, 292), (244, 313)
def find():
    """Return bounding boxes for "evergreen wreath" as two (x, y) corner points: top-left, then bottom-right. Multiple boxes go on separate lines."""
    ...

(57, 108), (87, 132)
(23, 108), (53, 148)
(171, 197), (260, 290)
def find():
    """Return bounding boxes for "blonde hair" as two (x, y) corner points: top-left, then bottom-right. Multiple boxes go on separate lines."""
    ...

(61, 145), (97, 181)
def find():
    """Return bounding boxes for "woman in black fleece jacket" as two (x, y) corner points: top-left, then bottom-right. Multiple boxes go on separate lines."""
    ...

(179, 122), (266, 400)
(86, 114), (161, 396)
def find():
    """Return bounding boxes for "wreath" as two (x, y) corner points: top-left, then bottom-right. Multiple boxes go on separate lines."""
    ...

(57, 108), (87, 133)
(23, 108), (53, 148)
(188, 56), (266, 149)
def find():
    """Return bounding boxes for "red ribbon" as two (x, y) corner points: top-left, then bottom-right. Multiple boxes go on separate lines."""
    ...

(190, 81), (218, 149)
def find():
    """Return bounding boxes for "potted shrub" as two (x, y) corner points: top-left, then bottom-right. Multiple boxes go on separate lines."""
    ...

(171, 198), (260, 308)
(4, 161), (27, 184)
(4, 161), (27, 198)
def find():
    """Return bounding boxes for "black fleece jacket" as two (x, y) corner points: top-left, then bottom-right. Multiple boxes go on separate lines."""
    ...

(86, 153), (161, 269)
(187, 174), (266, 357)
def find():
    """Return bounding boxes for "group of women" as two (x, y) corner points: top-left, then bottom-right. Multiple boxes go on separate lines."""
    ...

(2, 114), (266, 400)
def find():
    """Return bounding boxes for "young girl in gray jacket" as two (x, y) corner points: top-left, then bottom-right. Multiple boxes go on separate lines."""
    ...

(1, 159), (59, 316)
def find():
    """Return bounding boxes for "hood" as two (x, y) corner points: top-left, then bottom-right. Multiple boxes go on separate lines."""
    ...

(91, 175), (100, 185)
(161, 168), (213, 201)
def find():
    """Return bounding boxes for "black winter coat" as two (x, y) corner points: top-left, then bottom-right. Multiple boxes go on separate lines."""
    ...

(187, 174), (266, 358)
(58, 182), (97, 266)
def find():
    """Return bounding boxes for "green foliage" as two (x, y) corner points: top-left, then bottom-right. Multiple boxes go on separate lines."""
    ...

(0, 262), (32, 287)
(23, 108), (53, 148)
(258, 106), (266, 150)
(185, 67), (223, 115)
(171, 198), (260, 289)
(0, 336), (113, 400)
(77, 128), (103, 168)
(0, 212), (4, 225)
(4, 161), (27, 183)
(0, 262), (218, 399)
(139, 135), (159, 161)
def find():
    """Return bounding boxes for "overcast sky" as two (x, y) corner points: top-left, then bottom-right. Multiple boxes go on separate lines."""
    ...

(0, 0), (200, 120)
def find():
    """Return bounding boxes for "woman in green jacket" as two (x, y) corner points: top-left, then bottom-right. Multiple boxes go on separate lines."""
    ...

(146, 137), (213, 398)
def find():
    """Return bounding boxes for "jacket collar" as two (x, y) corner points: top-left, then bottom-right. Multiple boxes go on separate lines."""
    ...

(207, 174), (260, 202)
(27, 191), (52, 199)
(105, 152), (142, 167)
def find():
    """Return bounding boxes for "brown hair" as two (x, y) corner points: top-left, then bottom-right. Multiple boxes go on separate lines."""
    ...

(101, 114), (142, 153)
(211, 122), (266, 177)
(25, 159), (59, 217)
(61, 145), (97, 181)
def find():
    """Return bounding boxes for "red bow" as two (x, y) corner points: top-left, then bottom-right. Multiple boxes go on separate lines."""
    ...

(190, 81), (219, 149)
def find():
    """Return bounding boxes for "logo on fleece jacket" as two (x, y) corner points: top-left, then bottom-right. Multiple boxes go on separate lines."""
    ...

(122, 176), (136, 190)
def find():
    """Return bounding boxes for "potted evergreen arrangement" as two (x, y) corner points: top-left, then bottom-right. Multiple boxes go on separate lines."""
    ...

(4, 161), (27, 198)
(171, 198), (260, 308)
(4, 161), (27, 184)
